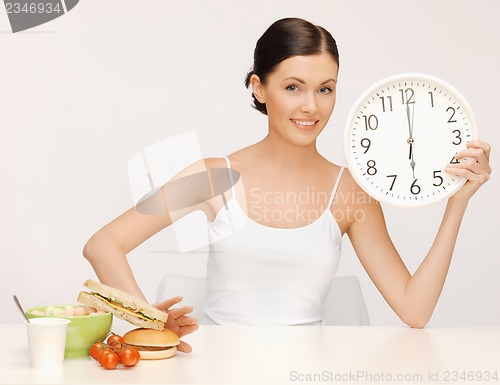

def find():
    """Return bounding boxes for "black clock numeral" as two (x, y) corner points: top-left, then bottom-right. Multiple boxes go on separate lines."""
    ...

(410, 179), (421, 195)
(366, 160), (377, 175)
(363, 115), (378, 130)
(433, 170), (444, 186)
(447, 107), (457, 123)
(387, 174), (397, 190)
(379, 95), (393, 112)
(399, 88), (415, 104)
(428, 91), (434, 107)
(452, 129), (462, 145)
(360, 138), (371, 153)
(450, 154), (460, 164)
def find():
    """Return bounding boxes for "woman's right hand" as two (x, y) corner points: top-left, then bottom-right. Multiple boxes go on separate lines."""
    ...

(154, 296), (199, 353)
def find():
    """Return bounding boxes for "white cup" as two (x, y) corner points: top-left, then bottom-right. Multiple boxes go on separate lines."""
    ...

(26, 318), (71, 369)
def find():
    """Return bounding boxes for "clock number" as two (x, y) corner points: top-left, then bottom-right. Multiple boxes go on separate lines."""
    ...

(452, 129), (462, 145)
(367, 160), (377, 176)
(410, 179), (421, 195)
(387, 174), (397, 190)
(428, 91), (434, 107)
(379, 95), (393, 112)
(447, 107), (457, 123)
(450, 154), (460, 164)
(363, 115), (378, 130)
(433, 170), (444, 186)
(399, 88), (415, 104)
(360, 138), (371, 154)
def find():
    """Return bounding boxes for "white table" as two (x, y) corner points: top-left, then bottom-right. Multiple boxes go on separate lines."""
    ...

(1, 324), (499, 384)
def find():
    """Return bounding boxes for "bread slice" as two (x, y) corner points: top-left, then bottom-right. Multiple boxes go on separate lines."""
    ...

(77, 292), (164, 330)
(78, 279), (167, 330)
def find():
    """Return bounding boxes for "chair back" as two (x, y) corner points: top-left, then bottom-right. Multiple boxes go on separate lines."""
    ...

(323, 275), (370, 326)
(156, 275), (370, 325)
(156, 275), (207, 320)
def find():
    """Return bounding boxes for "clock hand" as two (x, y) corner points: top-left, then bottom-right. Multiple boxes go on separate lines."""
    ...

(406, 102), (416, 178)
(410, 147), (416, 179)
(406, 102), (413, 139)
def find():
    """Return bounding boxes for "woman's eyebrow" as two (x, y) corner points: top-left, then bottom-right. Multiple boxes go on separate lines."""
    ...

(282, 77), (337, 85)
(321, 78), (337, 85)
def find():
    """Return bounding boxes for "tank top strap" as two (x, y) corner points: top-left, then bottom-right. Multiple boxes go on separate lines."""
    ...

(222, 156), (236, 196)
(327, 167), (345, 208)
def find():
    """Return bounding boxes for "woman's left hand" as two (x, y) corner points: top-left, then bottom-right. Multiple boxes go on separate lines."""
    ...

(445, 140), (492, 202)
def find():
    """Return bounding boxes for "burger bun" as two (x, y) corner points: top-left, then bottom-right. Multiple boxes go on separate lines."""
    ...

(123, 328), (180, 360)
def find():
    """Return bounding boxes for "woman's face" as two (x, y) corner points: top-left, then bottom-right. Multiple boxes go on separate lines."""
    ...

(253, 52), (338, 146)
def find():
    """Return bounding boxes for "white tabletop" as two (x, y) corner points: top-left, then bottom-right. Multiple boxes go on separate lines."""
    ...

(1, 324), (499, 385)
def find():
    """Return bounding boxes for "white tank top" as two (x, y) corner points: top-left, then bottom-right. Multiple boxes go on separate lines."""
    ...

(204, 157), (344, 325)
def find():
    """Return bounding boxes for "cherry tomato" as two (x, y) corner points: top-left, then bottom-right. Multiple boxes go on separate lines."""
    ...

(89, 341), (105, 360)
(99, 350), (120, 370)
(107, 334), (125, 347)
(119, 347), (141, 367)
(111, 342), (125, 353)
(97, 347), (114, 362)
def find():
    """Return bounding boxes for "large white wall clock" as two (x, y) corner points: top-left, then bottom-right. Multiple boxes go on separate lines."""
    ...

(344, 73), (478, 207)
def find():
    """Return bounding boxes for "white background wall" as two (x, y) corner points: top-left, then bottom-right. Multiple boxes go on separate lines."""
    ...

(1, 0), (498, 326)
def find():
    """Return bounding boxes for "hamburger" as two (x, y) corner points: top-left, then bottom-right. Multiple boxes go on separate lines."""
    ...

(123, 328), (180, 360)
(77, 279), (168, 330)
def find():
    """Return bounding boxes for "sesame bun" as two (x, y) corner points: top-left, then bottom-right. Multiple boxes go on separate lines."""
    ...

(123, 328), (180, 360)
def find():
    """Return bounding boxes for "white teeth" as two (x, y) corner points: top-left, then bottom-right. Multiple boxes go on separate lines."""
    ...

(292, 119), (316, 126)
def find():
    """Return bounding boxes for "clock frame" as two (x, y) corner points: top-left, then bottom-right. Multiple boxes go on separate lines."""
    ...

(344, 73), (478, 207)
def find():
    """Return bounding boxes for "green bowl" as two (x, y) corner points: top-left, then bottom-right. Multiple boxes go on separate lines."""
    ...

(26, 305), (113, 358)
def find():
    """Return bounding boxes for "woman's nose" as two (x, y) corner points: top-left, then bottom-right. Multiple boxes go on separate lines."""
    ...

(300, 92), (318, 113)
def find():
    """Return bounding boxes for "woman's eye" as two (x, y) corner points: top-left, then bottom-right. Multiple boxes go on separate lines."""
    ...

(286, 85), (299, 92)
(319, 87), (332, 94)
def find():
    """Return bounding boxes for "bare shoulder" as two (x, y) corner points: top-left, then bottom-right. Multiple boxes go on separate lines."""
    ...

(333, 167), (383, 233)
(203, 157), (229, 169)
(223, 145), (260, 173)
(324, 158), (343, 175)
(315, 157), (345, 181)
(170, 157), (226, 180)
(339, 167), (363, 193)
(341, 168), (380, 205)
(204, 146), (254, 171)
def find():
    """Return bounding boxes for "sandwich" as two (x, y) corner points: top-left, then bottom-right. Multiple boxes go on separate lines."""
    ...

(123, 328), (180, 360)
(77, 279), (168, 331)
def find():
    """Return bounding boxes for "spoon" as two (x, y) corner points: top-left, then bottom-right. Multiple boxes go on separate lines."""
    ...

(13, 295), (30, 323)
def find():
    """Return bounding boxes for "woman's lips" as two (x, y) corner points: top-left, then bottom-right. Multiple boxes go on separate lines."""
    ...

(290, 119), (319, 131)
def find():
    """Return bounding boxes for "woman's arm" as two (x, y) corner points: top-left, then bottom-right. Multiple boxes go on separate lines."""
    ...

(82, 158), (229, 351)
(83, 206), (173, 301)
(84, 206), (204, 353)
(83, 157), (228, 298)
(346, 141), (491, 328)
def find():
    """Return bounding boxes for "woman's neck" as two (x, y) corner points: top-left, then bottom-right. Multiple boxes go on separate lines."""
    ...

(253, 133), (322, 173)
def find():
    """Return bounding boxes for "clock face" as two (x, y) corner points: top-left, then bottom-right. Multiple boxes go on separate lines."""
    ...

(344, 73), (477, 207)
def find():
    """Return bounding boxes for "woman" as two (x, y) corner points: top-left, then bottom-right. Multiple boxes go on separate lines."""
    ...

(83, 18), (491, 352)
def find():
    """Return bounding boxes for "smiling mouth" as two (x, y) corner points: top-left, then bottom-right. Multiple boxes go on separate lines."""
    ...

(290, 119), (319, 130)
